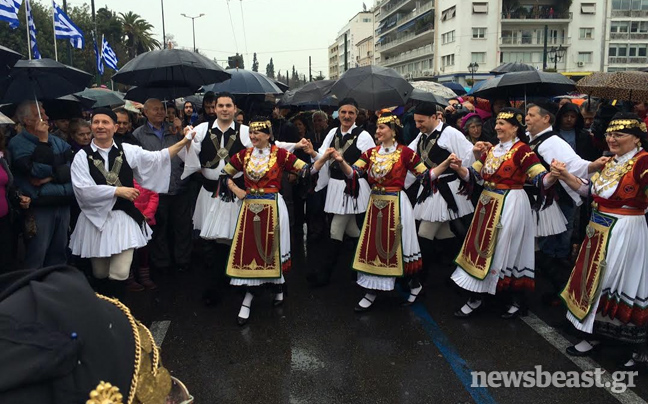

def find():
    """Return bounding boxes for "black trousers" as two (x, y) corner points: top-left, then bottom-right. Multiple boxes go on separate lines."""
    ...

(0, 215), (15, 273)
(150, 192), (193, 269)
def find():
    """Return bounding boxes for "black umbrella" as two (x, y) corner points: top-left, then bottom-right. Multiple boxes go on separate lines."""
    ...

(471, 71), (575, 99)
(408, 89), (449, 107)
(279, 80), (334, 106)
(489, 62), (536, 75)
(0, 45), (22, 72)
(201, 69), (283, 95)
(112, 49), (230, 89)
(0, 59), (93, 105)
(76, 88), (125, 108)
(274, 79), (289, 92)
(330, 65), (413, 110)
(43, 95), (94, 119)
(124, 85), (198, 103)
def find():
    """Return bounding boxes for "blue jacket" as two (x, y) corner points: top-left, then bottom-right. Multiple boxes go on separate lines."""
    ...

(8, 130), (73, 206)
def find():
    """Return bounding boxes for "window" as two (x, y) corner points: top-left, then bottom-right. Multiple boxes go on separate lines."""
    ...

(578, 52), (593, 63)
(362, 18), (371, 23)
(629, 44), (647, 56)
(441, 6), (456, 21)
(631, 21), (648, 32)
(442, 54), (455, 67)
(471, 52), (486, 63)
(472, 2), (488, 13)
(579, 28), (594, 39)
(521, 30), (533, 44)
(581, 3), (596, 14)
(472, 28), (486, 39)
(611, 21), (630, 32)
(501, 52), (542, 63)
(442, 30), (456, 44)
(612, 0), (648, 9)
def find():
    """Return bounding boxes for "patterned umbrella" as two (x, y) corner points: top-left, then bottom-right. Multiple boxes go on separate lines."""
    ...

(575, 71), (648, 102)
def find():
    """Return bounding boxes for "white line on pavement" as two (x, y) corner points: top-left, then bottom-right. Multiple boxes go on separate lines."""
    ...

(149, 320), (171, 347)
(522, 312), (645, 404)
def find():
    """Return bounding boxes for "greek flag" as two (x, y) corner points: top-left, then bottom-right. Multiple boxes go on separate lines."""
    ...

(26, 0), (40, 59)
(93, 33), (103, 75)
(102, 36), (118, 71)
(53, 1), (84, 49)
(0, 0), (22, 29)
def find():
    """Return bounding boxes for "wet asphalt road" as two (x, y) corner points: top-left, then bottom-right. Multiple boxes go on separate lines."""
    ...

(123, 239), (648, 404)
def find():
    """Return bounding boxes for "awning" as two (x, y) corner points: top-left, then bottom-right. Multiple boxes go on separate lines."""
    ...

(397, 20), (416, 32)
(376, 35), (386, 44)
(561, 71), (594, 77)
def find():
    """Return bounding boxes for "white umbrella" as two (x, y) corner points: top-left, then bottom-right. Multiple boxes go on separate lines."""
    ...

(410, 81), (458, 99)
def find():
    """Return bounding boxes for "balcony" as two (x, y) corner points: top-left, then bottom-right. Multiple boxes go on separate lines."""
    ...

(376, 1), (434, 37)
(609, 56), (648, 64)
(501, 11), (572, 22)
(500, 36), (570, 47)
(383, 45), (433, 66)
(378, 0), (415, 22)
(610, 32), (648, 41)
(611, 10), (648, 18)
(377, 25), (434, 53)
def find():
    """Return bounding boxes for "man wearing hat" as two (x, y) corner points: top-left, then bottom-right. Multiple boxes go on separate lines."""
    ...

(525, 100), (607, 303)
(69, 108), (194, 296)
(302, 98), (376, 287)
(0, 265), (190, 403)
(408, 102), (475, 285)
(180, 92), (307, 305)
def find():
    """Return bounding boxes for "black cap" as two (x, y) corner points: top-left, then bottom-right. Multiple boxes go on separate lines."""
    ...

(338, 97), (358, 109)
(413, 102), (438, 117)
(530, 98), (559, 117)
(91, 107), (118, 123)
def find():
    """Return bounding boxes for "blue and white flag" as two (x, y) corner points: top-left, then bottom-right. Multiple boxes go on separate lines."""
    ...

(0, 0), (22, 29)
(93, 32), (103, 75)
(102, 35), (118, 71)
(53, 1), (84, 49)
(26, 0), (40, 59)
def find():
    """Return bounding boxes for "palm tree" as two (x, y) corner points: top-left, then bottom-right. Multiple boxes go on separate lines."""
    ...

(119, 12), (161, 58)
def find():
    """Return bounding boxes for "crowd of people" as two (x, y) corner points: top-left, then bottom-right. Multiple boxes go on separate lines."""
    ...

(1, 87), (648, 371)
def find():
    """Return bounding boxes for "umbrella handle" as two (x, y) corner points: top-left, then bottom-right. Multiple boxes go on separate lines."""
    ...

(33, 89), (42, 120)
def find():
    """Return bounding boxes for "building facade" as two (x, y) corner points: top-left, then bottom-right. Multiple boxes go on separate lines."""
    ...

(328, 11), (375, 79)
(362, 0), (643, 86)
(357, 36), (375, 67)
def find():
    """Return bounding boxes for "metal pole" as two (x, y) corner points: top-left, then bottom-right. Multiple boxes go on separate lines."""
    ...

(192, 18), (196, 52)
(344, 33), (348, 72)
(63, 0), (72, 65)
(52, 4), (58, 61)
(542, 25), (548, 71)
(25, 1), (31, 60)
(91, 0), (100, 85)
(161, 0), (166, 48)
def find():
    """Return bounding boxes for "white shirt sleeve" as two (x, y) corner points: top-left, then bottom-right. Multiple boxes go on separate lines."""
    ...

(71, 150), (118, 231)
(538, 136), (590, 204)
(356, 131), (376, 153)
(122, 144), (171, 194)
(180, 122), (208, 180)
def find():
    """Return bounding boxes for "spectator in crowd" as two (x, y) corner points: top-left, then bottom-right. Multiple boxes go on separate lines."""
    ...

(67, 118), (92, 154)
(8, 101), (73, 269)
(182, 101), (199, 128)
(113, 108), (138, 145)
(197, 91), (217, 125)
(51, 118), (71, 142)
(166, 103), (178, 125)
(461, 113), (490, 145)
(0, 128), (31, 272)
(133, 98), (192, 274)
(580, 101), (598, 131)
(236, 110), (245, 125)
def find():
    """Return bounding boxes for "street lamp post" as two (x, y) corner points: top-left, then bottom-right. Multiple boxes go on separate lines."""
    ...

(181, 13), (205, 52)
(467, 62), (479, 86)
(549, 45), (566, 71)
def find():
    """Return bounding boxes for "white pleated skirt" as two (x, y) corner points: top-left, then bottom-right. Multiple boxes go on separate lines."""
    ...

(357, 191), (421, 292)
(413, 179), (474, 222)
(324, 178), (370, 215)
(534, 202), (568, 237)
(566, 213), (648, 335)
(192, 186), (242, 241)
(70, 210), (151, 258)
(452, 189), (535, 295)
(230, 194), (290, 287)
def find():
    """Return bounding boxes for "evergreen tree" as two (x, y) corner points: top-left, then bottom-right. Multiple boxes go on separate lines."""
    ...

(252, 52), (259, 72)
(265, 57), (275, 79)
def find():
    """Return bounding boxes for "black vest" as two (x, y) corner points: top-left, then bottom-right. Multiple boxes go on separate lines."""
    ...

(199, 121), (245, 168)
(83, 143), (145, 226)
(526, 129), (571, 205)
(418, 124), (454, 176)
(329, 126), (364, 180)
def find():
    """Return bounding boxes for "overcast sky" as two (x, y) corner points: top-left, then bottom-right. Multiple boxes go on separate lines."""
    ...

(59, 0), (370, 79)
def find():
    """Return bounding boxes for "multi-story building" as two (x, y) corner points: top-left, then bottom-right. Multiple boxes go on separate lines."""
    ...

(328, 11), (374, 79)
(329, 43), (340, 80)
(605, 0), (648, 72)
(365, 0), (644, 86)
(357, 36), (375, 67)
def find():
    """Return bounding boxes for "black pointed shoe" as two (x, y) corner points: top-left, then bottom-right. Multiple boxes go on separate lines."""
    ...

(354, 295), (375, 312)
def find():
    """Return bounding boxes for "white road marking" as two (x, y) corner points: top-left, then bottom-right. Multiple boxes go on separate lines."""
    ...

(522, 312), (645, 404)
(149, 320), (171, 347)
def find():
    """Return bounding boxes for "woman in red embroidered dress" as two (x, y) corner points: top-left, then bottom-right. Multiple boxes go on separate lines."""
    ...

(326, 113), (438, 311)
(449, 108), (559, 318)
(223, 118), (320, 326)
(551, 112), (648, 369)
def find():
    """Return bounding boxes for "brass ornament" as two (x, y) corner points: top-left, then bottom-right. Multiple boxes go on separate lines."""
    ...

(249, 120), (272, 132)
(377, 114), (403, 127)
(87, 381), (123, 404)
